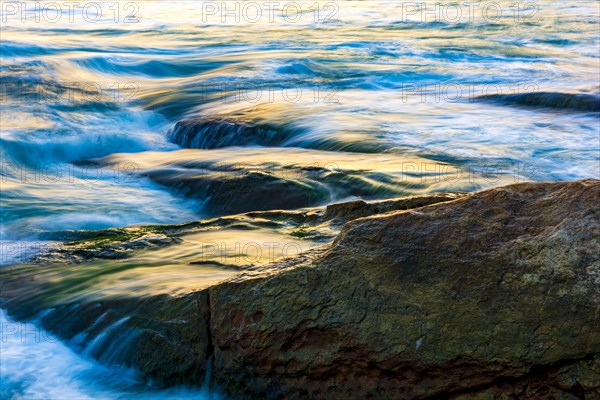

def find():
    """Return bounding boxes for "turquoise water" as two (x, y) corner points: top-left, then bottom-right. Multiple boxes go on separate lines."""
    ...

(0, 1), (599, 397)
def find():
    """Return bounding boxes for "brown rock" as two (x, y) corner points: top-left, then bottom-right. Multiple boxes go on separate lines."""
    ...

(208, 179), (600, 399)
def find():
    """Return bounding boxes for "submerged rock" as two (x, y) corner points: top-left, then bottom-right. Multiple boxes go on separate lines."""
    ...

(477, 92), (600, 112)
(169, 116), (296, 149)
(27, 193), (463, 264)
(96, 147), (507, 216)
(167, 104), (392, 153)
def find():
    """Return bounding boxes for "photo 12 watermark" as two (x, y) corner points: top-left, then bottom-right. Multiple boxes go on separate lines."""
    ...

(0, 162), (140, 184)
(1, 320), (60, 343)
(1, 1), (140, 23)
(197, 83), (341, 104)
(0, 240), (57, 265)
(198, 1), (340, 24)
(396, 82), (541, 103)
(396, 1), (540, 23)
(197, 240), (308, 265)
(0, 81), (139, 104)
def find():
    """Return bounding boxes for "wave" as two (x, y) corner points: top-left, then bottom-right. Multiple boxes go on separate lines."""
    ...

(0, 72), (172, 165)
(0, 41), (67, 57)
(1, 132), (151, 165)
(72, 56), (227, 78)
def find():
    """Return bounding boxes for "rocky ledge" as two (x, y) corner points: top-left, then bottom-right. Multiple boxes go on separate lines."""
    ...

(1, 180), (599, 399)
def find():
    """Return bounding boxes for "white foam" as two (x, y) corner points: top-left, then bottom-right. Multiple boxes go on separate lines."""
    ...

(0, 309), (219, 400)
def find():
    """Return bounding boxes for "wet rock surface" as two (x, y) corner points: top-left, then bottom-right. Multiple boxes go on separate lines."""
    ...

(0, 282), (211, 387)
(2, 180), (598, 398)
(208, 179), (599, 399)
(166, 104), (393, 153)
(169, 116), (296, 149)
(0, 193), (463, 387)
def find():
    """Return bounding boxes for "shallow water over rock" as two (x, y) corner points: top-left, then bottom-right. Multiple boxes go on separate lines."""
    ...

(95, 147), (516, 215)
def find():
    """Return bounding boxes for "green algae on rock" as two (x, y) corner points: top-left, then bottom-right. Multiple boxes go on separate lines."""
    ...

(26, 193), (464, 265)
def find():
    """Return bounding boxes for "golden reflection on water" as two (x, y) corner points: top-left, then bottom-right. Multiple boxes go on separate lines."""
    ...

(3, 226), (322, 303)
(102, 146), (521, 195)
(131, 228), (319, 268)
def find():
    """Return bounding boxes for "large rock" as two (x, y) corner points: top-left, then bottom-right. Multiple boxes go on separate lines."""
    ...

(1, 180), (598, 398)
(0, 193), (463, 386)
(208, 179), (600, 399)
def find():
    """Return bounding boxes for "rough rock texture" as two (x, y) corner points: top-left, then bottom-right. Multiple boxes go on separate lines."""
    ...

(0, 193), (463, 387)
(208, 179), (600, 399)
(2, 180), (598, 398)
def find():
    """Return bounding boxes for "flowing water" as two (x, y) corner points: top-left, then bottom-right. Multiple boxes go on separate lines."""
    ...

(0, 309), (222, 399)
(1, 0), (599, 398)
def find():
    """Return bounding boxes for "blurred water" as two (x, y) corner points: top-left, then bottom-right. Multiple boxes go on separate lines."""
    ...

(0, 309), (219, 399)
(1, 1), (599, 397)
(1, 1), (599, 237)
